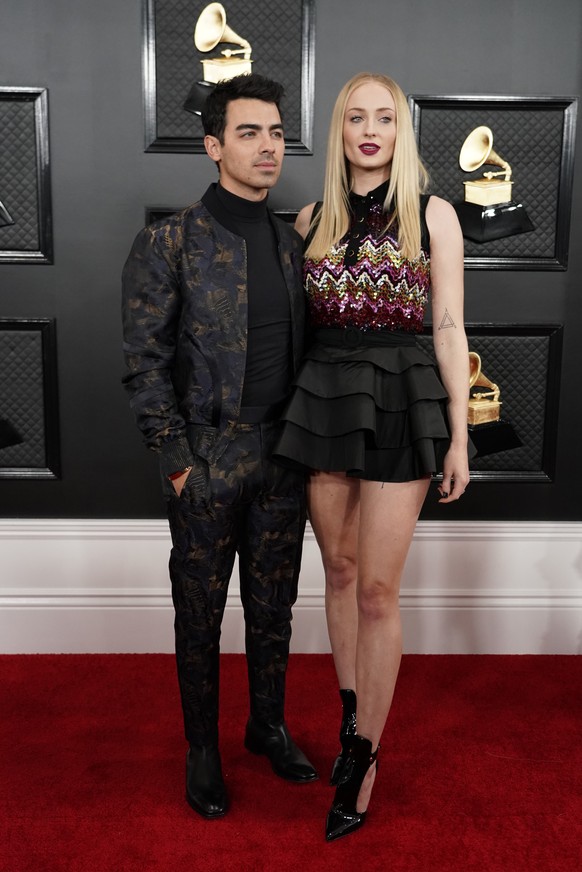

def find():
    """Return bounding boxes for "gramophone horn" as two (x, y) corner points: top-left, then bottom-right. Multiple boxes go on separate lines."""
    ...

(459, 126), (511, 180)
(194, 2), (251, 54)
(468, 351), (481, 388)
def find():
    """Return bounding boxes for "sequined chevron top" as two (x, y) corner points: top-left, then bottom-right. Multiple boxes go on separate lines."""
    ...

(304, 182), (431, 334)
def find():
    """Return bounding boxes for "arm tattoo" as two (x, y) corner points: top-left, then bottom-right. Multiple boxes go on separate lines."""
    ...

(438, 309), (456, 330)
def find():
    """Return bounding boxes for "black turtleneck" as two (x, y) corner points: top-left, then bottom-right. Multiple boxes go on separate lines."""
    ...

(213, 183), (292, 415)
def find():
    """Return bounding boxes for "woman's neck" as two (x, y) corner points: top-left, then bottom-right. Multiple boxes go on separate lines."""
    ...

(349, 166), (390, 196)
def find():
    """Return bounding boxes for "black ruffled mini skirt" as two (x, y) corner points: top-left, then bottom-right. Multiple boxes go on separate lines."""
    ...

(272, 327), (452, 482)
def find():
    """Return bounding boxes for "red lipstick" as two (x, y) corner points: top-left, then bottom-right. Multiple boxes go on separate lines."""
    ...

(359, 143), (380, 155)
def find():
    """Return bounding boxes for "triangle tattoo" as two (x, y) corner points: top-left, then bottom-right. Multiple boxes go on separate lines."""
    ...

(439, 309), (456, 329)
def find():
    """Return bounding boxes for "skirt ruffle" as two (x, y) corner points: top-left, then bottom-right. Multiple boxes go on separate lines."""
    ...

(273, 336), (452, 482)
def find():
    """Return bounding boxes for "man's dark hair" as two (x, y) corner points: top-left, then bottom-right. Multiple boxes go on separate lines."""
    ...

(201, 73), (285, 143)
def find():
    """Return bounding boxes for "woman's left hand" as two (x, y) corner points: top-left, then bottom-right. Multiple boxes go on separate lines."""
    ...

(437, 443), (470, 503)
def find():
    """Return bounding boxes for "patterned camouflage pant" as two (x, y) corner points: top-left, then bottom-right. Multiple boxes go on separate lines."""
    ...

(166, 422), (306, 748)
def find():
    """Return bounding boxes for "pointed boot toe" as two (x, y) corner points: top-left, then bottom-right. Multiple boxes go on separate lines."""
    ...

(325, 734), (379, 841)
(325, 806), (367, 841)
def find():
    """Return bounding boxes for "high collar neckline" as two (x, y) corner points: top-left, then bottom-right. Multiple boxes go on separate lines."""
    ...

(350, 179), (389, 206)
(216, 183), (269, 221)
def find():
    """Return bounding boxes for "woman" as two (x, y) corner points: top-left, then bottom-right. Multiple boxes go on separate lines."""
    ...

(273, 72), (471, 841)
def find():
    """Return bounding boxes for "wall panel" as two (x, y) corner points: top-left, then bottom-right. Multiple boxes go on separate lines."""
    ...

(0, 0), (581, 522)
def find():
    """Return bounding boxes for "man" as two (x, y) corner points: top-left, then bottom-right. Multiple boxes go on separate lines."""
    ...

(121, 74), (317, 818)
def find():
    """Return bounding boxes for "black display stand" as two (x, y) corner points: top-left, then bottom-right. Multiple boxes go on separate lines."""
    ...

(455, 201), (535, 243)
(469, 419), (523, 458)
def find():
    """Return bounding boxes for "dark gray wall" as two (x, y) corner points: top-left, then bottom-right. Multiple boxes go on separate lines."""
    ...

(1, 0), (581, 519)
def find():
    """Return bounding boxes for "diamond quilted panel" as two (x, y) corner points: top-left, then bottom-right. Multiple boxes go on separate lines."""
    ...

(417, 333), (555, 473)
(417, 106), (564, 259)
(0, 101), (40, 251)
(153, 0), (304, 142)
(0, 331), (46, 468)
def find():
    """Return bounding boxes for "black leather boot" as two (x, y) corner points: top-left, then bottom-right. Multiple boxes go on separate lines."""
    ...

(330, 688), (357, 786)
(326, 734), (379, 842)
(186, 744), (228, 818)
(244, 717), (318, 782)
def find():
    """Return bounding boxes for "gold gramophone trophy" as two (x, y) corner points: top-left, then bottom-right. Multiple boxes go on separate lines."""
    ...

(183, 3), (253, 115)
(454, 126), (534, 243)
(466, 351), (521, 457)
(468, 351), (501, 425)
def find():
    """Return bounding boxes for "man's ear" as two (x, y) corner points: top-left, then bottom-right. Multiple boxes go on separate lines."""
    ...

(204, 135), (221, 163)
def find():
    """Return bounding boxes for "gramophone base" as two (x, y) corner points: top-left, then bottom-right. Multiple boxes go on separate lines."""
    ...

(454, 201), (535, 244)
(183, 80), (216, 116)
(469, 419), (522, 458)
(0, 198), (14, 228)
(0, 417), (23, 450)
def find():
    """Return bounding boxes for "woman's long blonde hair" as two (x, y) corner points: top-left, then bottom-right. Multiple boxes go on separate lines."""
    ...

(306, 72), (429, 262)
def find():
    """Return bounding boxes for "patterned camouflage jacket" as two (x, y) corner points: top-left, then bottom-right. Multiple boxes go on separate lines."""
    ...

(121, 184), (305, 478)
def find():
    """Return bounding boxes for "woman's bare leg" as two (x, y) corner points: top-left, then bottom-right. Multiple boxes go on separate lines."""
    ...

(307, 471), (360, 690)
(354, 477), (430, 812)
(310, 471), (430, 814)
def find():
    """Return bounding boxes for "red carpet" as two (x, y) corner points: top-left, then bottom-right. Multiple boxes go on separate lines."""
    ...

(1, 654), (581, 872)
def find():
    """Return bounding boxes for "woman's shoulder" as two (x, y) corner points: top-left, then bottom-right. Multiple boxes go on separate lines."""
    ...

(425, 195), (461, 232)
(295, 202), (320, 239)
(424, 195), (463, 248)
(425, 194), (460, 220)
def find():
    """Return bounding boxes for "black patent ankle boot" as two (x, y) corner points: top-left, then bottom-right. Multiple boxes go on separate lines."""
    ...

(326, 734), (379, 842)
(330, 688), (357, 786)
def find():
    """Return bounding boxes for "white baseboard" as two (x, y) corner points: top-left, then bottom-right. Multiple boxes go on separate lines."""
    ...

(1, 519), (581, 654)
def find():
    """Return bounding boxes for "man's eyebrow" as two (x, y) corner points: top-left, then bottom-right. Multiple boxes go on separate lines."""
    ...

(234, 123), (284, 132)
